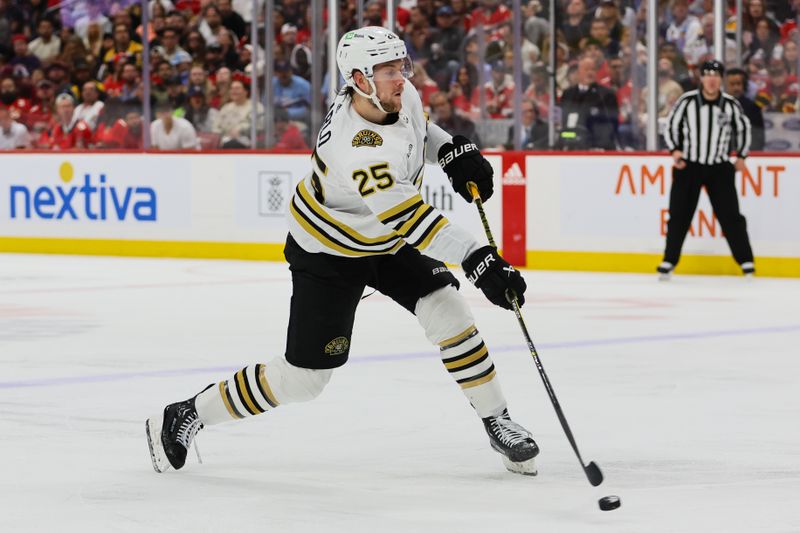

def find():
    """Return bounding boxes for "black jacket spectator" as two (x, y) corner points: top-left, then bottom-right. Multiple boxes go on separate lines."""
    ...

(0, 2), (25, 57)
(429, 91), (481, 148)
(768, 0), (794, 22)
(559, 57), (619, 150)
(438, 113), (480, 147)
(505, 102), (549, 149)
(561, 0), (593, 53)
(736, 95), (765, 151)
(219, 0), (246, 39)
(726, 68), (765, 151)
(429, 6), (465, 63)
(425, 44), (454, 91)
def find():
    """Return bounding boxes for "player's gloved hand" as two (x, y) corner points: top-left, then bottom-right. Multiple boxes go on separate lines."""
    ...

(462, 246), (526, 310)
(438, 135), (494, 203)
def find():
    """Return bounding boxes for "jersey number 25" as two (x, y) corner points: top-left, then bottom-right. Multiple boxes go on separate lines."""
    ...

(352, 163), (394, 197)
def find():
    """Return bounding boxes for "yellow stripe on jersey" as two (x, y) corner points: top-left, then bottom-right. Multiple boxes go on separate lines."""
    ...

(290, 200), (404, 257)
(414, 216), (448, 250)
(377, 194), (424, 224)
(396, 204), (434, 236)
(296, 181), (400, 246)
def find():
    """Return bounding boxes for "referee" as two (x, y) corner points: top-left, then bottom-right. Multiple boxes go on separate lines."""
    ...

(658, 60), (755, 280)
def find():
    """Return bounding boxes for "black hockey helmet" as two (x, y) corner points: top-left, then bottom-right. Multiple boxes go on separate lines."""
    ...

(700, 60), (725, 76)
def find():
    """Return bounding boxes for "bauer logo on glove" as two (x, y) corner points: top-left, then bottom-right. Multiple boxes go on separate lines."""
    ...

(462, 246), (526, 310)
(438, 141), (478, 167)
(465, 253), (496, 284)
(438, 135), (494, 203)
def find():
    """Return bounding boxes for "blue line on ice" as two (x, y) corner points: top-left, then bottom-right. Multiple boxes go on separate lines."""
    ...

(1, 324), (798, 389)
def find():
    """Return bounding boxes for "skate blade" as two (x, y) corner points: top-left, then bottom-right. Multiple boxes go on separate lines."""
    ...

(145, 416), (171, 474)
(501, 455), (538, 476)
(658, 272), (672, 282)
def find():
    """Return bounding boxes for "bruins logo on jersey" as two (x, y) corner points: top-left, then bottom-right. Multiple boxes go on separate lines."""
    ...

(352, 129), (384, 148)
(324, 336), (350, 356)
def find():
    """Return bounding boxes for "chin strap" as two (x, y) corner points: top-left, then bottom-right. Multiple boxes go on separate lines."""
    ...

(352, 77), (391, 114)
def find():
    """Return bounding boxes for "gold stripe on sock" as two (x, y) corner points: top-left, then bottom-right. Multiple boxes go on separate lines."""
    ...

(258, 366), (280, 407)
(236, 370), (263, 415)
(460, 369), (496, 390)
(219, 381), (244, 419)
(439, 325), (477, 349)
(444, 345), (489, 371)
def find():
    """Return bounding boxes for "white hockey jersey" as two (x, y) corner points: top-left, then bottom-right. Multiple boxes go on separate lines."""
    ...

(288, 80), (480, 265)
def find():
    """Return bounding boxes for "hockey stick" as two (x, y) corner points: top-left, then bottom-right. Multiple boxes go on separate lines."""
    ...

(466, 182), (604, 487)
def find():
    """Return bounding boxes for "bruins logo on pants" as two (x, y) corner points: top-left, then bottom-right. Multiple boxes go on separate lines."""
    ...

(352, 129), (383, 148)
(324, 336), (350, 356)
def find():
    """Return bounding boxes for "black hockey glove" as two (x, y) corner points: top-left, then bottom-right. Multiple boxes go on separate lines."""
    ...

(462, 246), (526, 310)
(438, 135), (494, 203)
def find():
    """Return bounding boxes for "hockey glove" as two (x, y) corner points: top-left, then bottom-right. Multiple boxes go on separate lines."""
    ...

(462, 246), (526, 310)
(438, 135), (494, 203)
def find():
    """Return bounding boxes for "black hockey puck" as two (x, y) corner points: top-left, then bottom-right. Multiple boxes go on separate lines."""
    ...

(598, 495), (621, 511)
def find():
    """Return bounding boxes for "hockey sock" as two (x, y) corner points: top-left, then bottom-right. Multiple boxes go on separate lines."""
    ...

(416, 286), (507, 418)
(195, 357), (332, 426)
(195, 364), (280, 424)
(439, 325), (506, 418)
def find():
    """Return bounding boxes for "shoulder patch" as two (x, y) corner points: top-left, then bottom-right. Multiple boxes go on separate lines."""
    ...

(352, 129), (384, 148)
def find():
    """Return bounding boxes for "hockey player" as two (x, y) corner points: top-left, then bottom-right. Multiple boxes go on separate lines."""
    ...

(146, 26), (538, 476)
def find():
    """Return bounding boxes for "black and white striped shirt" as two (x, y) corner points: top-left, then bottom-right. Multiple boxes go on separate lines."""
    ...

(663, 89), (752, 165)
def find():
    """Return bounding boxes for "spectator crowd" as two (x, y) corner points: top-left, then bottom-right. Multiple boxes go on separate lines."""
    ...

(0, 0), (796, 151)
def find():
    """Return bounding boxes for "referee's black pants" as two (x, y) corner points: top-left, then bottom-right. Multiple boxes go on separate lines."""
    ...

(663, 161), (754, 266)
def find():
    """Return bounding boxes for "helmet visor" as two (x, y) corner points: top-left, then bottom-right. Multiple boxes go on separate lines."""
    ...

(372, 57), (414, 83)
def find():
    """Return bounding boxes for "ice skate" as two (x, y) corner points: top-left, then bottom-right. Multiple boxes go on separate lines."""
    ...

(741, 262), (755, 279)
(483, 409), (539, 475)
(657, 261), (674, 281)
(146, 397), (203, 473)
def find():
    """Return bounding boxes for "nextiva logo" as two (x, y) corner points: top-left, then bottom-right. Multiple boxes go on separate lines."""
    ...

(8, 162), (156, 222)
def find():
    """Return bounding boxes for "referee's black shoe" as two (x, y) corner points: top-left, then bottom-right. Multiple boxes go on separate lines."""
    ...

(657, 261), (674, 281)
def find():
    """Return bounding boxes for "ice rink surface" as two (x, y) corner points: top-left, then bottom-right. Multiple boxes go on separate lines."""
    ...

(1, 253), (799, 532)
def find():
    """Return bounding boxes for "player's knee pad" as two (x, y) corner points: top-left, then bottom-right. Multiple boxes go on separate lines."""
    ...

(414, 285), (475, 345)
(264, 357), (332, 404)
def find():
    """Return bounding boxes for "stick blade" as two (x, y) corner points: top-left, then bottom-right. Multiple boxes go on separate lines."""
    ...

(585, 461), (604, 486)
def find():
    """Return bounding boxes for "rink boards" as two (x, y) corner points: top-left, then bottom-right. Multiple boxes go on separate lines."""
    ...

(0, 152), (797, 277)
